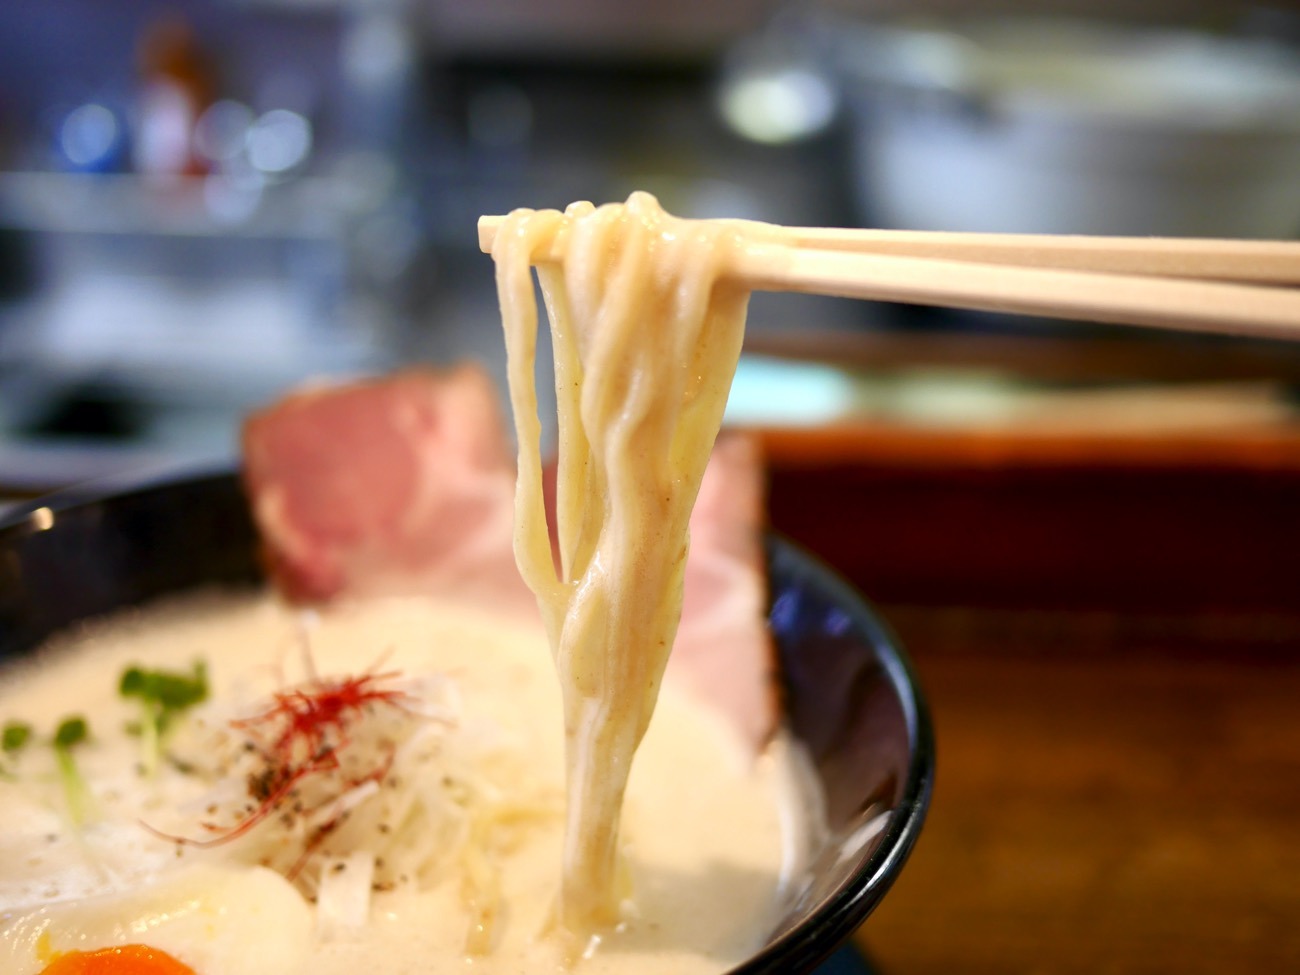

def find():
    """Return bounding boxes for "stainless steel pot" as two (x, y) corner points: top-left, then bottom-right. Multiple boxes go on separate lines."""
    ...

(834, 19), (1300, 238)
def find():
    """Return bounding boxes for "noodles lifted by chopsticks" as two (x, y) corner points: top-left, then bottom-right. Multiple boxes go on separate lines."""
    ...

(490, 192), (751, 945)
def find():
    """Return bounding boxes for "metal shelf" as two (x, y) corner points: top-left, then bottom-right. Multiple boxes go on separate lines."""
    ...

(0, 170), (361, 241)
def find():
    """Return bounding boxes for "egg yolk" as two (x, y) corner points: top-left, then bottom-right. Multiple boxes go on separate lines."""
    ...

(38, 944), (198, 975)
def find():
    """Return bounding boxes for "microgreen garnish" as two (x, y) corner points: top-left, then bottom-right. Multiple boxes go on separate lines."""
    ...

(53, 715), (91, 826)
(3, 721), (31, 753)
(119, 661), (209, 777)
(54, 716), (86, 748)
(0, 720), (33, 780)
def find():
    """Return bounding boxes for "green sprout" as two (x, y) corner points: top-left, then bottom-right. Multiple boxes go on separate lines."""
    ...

(119, 661), (209, 777)
(3, 721), (32, 753)
(0, 720), (32, 780)
(53, 715), (91, 826)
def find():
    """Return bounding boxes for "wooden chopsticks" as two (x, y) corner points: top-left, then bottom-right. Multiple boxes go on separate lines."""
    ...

(478, 216), (1300, 342)
(722, 224), (1300, 286)
(736, 242), (1300, 341)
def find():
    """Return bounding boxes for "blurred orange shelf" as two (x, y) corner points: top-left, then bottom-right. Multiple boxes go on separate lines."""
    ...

(759, 417), (1300, 974)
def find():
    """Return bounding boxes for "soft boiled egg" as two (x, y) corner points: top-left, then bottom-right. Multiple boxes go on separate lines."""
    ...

(0, 863), (312, 975)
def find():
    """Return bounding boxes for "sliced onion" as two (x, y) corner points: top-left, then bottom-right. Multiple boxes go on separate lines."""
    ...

(316, 850), (375, 939)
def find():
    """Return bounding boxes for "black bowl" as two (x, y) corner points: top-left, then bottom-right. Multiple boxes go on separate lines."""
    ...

(0, 471), (933, 974)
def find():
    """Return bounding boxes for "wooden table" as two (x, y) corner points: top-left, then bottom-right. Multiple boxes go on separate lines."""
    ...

(762, 419), (1300, 974)
(854, 639), (1300, 974)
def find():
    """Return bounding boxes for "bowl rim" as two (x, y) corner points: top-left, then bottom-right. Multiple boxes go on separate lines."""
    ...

(0, 466), (934, 973)
(737, 535), (934, 973)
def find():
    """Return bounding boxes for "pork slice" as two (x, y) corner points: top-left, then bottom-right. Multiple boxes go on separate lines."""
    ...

(672, 433), (781, 751)
(241, 365), (530, 611)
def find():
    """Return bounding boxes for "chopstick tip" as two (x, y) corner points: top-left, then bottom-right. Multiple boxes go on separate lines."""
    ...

(477, 215), (503, 254)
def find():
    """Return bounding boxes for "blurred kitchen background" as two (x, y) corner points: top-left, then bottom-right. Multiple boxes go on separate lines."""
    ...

(2, 0), (1300, 487)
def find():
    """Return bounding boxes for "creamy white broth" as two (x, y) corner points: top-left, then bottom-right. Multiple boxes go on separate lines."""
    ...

(0, 590), (796, 975)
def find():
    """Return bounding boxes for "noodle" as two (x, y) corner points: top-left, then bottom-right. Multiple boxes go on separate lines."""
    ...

(490, 193), (752, 942)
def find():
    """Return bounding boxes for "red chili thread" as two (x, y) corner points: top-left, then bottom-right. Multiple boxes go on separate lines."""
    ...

(232, 670), (410, 756)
